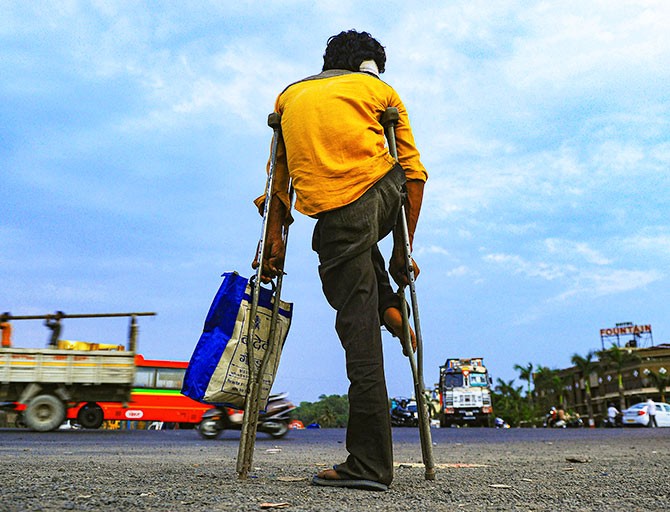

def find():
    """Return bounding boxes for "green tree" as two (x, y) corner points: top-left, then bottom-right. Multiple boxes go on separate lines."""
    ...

(531, 365), (571, 424)
(550, 373), (567, 407)
(645, 368), (669, 402)
(532, 365), (558, 413)
(293, 394), (349, 427)
(597, 344), (639, 410)
(571, 351), (596, 426)
(513, 362), (534, 407)
(492, 378), (524, 426)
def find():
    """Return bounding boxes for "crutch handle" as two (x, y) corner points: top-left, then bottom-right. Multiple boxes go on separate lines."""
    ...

(268, 112), (281, 129)
(380, 107), (399, 126)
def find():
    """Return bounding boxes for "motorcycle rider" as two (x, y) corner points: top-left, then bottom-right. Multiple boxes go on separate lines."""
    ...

(606, 403), (620, 427)
(545, 405), (567, 428)
(555, 406), (567, 428)
(390, 398), (417, 427)
(198, 393), (295, 439)
(545, 406), (557, 427)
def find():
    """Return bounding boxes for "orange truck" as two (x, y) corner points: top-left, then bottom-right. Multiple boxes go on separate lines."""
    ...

(0, 312), (153, 431)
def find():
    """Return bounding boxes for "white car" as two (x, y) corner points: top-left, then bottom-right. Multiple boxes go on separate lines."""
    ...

(622, 401), (670, 427)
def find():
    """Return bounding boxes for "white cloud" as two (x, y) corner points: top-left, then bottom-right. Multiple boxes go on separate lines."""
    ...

(485, 248), (664, 303)
(505, 0), (670, 94)
(650, 142), (670, 164)
(544, 239), (612, 266)
(447, 265), (469, 277)
(554, 267), (664, 301)
(165, 44), (297, 125)
(484, 253), (571, 281)
(418, 245), (451, 257)
(1, 3), (300, 134)
(591, 267), (663, 295)
(593, 142), (646, 175)
(620, 231), (670, 259)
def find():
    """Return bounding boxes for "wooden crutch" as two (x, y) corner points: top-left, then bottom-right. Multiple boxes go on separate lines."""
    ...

(237, 112), (291, 479)
(381, 107), (436, 481)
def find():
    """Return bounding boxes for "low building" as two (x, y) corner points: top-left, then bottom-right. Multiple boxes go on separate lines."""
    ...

(557, 344), (670, 420)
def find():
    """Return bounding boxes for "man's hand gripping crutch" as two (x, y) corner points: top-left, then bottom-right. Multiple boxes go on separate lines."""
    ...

(381, 107), (436, 481)
(237, 112), (292, 480)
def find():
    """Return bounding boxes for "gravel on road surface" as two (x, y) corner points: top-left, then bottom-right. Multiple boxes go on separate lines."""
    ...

(2, 427), (669, 512)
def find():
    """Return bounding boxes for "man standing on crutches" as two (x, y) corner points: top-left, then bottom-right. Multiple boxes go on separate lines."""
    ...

(253, 30), (428, 492)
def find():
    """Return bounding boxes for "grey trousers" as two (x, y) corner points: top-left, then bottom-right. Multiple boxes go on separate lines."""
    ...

(311, 164), (406, 485)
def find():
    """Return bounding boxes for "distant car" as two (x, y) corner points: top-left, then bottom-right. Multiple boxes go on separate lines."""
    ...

(622, 401), (670, 427)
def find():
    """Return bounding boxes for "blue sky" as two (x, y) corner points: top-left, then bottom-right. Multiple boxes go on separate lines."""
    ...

(3, 1), (669, 403)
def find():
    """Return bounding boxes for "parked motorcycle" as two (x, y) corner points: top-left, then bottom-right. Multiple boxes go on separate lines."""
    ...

(565, 415), (584, 428)
(544, 407), (562, 427)
(390, 398), (418, 427)
(197, 392), (295, 440)
(544, 406), (584, 428)
(494, 417), (510, 429)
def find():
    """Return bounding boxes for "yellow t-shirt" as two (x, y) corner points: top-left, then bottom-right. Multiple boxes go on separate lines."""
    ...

(258, 70), (427, 218)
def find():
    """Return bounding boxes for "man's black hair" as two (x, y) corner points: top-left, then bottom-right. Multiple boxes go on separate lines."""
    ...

(322, 30), (386, 73)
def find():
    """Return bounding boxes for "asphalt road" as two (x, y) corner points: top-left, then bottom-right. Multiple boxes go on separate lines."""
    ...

(2, 426), (669, 511)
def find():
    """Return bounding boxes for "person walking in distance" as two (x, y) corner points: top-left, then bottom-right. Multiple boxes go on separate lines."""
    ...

(253, 30), (427, 491)
(646, 398), (658, 428)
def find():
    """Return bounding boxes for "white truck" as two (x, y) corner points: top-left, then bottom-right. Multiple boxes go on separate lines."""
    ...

(0, 312), (154, 431)
(438, 357), (493, 427)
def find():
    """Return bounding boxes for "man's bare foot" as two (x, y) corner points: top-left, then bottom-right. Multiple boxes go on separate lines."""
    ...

(312, 468), (389, 491)
(316, 468), (341, 480)
(383, 307), (416, 356)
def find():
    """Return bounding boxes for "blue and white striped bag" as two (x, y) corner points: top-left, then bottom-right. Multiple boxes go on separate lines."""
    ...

(181, 272), (293, 409)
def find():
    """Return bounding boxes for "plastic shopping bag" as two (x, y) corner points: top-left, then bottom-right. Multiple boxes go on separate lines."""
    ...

(181, 272), (292, 409)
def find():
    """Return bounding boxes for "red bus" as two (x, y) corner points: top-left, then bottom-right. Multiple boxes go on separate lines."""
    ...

(66, 354), (213, 429)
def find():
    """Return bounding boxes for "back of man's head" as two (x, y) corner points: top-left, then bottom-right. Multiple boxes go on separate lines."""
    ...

(322, 30), (386, 73)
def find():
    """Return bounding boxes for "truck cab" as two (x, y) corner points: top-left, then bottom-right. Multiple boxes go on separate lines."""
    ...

(438, 357), (493, 427)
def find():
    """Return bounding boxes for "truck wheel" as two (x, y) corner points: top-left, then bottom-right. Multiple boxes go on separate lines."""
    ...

(77, 403), (104, 429)
(24, 394), (66, 432)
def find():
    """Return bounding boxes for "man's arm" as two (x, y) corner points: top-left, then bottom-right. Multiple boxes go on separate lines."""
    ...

(402, 179), (425, 249)
(390, 178), (424, 287)
(252, 133), (292, 283)
(252, 196), (288, 283)
(385, 96), (427, 287)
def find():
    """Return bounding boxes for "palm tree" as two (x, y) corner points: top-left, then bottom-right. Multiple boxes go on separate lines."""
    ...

(495, 378), (522, 398)
(550, 374), (567, 407)
(532, 365), (557, 412)
(571, 351), (596, 426)
(645, 368), (669, 402)
(494, 378), (524, 426)
(597, 344), (639, 410)
(514, 362), (534, 407)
